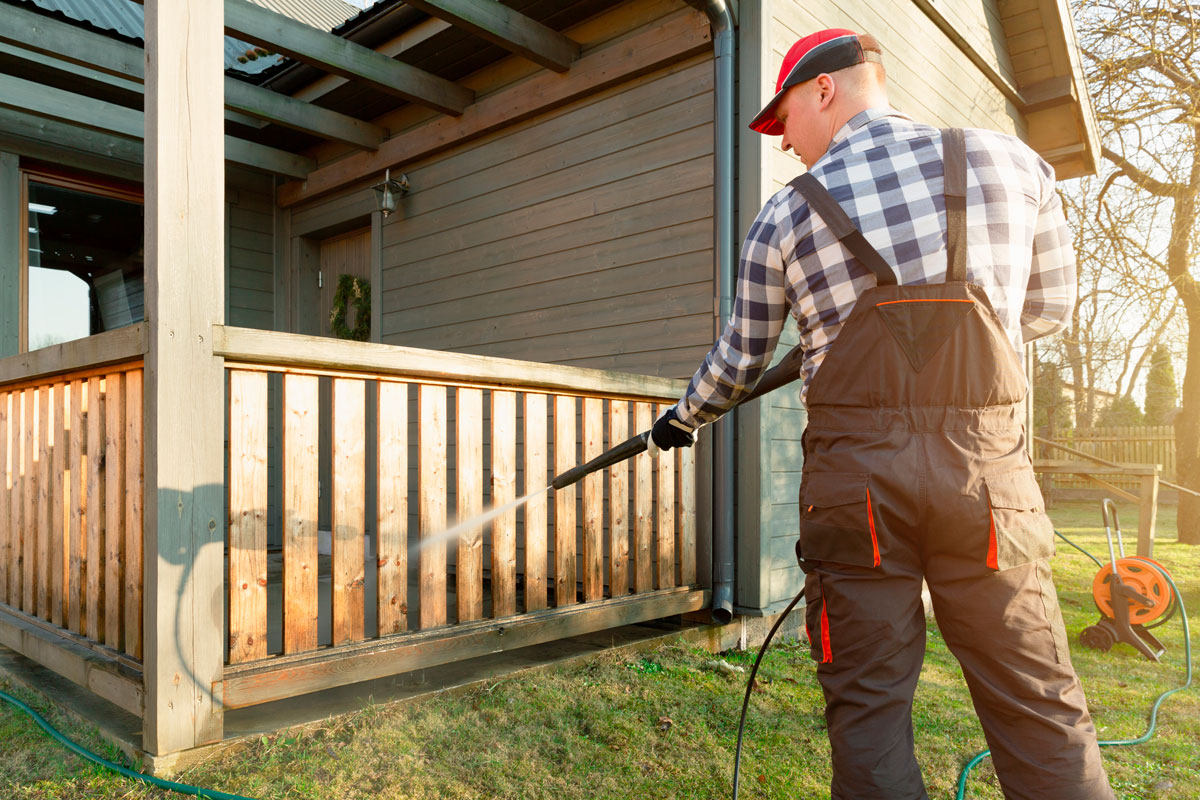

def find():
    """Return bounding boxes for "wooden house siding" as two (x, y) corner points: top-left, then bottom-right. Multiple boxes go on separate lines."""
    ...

(374, 53), (715, 378)
(226, 167), (277, 332)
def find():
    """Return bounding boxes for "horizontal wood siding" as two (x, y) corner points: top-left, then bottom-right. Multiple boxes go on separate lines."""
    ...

(227, 167), (276, 332)
(369, 47), (714, 377)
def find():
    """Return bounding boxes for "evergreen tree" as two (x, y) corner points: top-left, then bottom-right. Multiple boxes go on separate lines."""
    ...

(1097, 396), (1145, 428)
(1144, 345), (1178, 426)
(1034, 361), (1072, 436)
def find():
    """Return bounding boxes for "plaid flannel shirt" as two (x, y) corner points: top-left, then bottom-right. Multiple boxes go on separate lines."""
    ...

(675, 108), (1076, 428)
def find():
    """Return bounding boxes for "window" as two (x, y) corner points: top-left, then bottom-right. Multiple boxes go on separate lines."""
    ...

(22, 171), (144, 352)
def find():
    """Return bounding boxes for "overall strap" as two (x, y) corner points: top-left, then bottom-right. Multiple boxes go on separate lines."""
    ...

(941, 128), (968, 283)
(789, 172), (897, 286)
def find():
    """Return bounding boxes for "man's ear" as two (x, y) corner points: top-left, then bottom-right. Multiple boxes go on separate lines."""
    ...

(816, 73), (836, 109)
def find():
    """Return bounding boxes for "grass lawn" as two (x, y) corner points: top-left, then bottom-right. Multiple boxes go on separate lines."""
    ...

(1, 501), (1197, 799)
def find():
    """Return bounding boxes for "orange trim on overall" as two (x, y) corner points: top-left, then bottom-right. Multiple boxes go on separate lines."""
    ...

(866, 487), (881, 567)
(986, 509), (999, 570)
(875, 299), (976, 306)
(819, 585), (833, 663)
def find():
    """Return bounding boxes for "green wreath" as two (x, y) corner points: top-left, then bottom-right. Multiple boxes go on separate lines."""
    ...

(330, 274), (371, 341)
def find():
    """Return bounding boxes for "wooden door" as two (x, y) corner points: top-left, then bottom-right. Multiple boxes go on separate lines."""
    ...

(317, 228), (370, 339)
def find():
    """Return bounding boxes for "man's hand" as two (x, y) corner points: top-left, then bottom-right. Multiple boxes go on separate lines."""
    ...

(647, 407), (697, 456)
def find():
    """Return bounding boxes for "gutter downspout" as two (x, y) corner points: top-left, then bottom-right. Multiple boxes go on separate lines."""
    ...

(697, 0), (736, 625)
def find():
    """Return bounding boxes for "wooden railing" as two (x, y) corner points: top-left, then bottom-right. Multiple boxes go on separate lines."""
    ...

(0, 354), (144, 661)
(215, 326), (704, 700)
(1043, 426), (1176, 488)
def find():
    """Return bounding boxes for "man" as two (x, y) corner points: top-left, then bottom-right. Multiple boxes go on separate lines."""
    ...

(649, 28), (1114, 800)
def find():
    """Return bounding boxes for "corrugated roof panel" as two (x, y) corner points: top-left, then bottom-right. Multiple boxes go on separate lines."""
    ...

(20, 0), (363, 74)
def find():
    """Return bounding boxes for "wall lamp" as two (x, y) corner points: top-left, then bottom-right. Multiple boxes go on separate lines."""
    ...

(372, 168), (410, 217)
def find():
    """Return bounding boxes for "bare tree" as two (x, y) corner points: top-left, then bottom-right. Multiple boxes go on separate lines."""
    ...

(1056, 181), (1181, 430)
(1076, 0), (1200, 542)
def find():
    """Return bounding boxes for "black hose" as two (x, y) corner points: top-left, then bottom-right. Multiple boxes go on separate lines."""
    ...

(731, 586), (806, 799)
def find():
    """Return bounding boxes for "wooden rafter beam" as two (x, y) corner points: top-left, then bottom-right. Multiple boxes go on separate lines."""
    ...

(218, 0), (474, 115)
(402, 0), (580, 72)
(0, 73), (315, 178)
(1, 2), (383, 149)
(278, 6), (712, 207)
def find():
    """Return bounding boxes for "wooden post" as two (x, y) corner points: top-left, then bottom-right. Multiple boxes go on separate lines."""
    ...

(491, 390), (517, 618)
(523, 393), (547, 612)
(1137, 465), (1160, 558)
(143, 0), (226, 754)
(0, 152), (18, 359)
(376, 381), (408, 635)
(554, 395), (576, 607)
(581, 398), (603, 602)
(456, 388), (483, 623)
(0, 391), (9, 602)
(228, 370), (268, 664)
(331, 377), (366, 645)
(608, 401), (628, 597)
(418, 384), (447, 629)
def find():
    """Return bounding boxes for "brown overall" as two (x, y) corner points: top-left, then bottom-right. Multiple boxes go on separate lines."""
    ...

(792, 130), (1113, 800)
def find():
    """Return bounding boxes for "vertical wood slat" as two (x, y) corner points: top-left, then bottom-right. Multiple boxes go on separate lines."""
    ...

(678, 444), (697, 587)
(283, 373), (320, 654)
(124, 370), (143, 659)
(418, 384), (447, 630)
(656, 403), (675, 590)
(85, 377), (104, 642)
(331, 378), (366, 645)
(23, 387), (36, 614)
(553, 395), (576, 608)
(633, 402), (653, 594)
(608, 401), (628, 598)
(9, 390), (21, 609)
(104, 373), (125, 648)
(376, 381), (407, 636)
(523, 393), (547, 613)
(51, 383), (66, 627)
(36, 385), (50, 620)
(0, 392), (8, 604)
(581, 397), (603, 603)
(68, 380), (85, 636)
(456, 388), (484, 623)
(490, 390), (517, 619)
(228, 370), (269, 664)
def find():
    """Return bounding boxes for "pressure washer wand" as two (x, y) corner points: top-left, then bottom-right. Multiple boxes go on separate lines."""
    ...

(549, 344), (806, 492)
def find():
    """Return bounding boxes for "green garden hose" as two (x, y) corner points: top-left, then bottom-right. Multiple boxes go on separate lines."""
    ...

(954, 529), (1193, 799)
(0, 687), (256, 800)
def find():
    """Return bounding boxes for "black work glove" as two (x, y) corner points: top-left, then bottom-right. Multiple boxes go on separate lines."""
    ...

(647, 407), (696, 456)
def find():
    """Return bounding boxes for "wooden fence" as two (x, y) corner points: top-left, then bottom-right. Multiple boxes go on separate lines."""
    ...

(1042, 426), (1176, 489)
(0, 362), (144, 660)
(214, 326), (705, 708)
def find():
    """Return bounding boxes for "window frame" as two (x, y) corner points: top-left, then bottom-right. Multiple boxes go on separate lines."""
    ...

(19, 165), (144, 353)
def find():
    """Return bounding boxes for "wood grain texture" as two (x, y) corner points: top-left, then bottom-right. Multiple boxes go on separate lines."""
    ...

(0, 392), (8, 603)
(85, 377), (103, 642)
(633, 403), (653, 594)
(9, 389), (22, 608)
(23, 387), (36, 614)
(123, 370), (143, 658)
(51, 383), (66, 627)
(678, 444), (696, 587)
(553, 395), (576, 607)
(376, 380), (407, 635)
(331, 378), (366, 646)
(455, 388), (483, 623)
(104, 373), (125, 648)
(581, 397), (603, 602)
(36, 385), (50, 620)
(607, 400), (628, 597)
(283, 373), (320, 654)
(68, 380), (84, 634)
(418, 384), (447, 629)
(228, 370), (269, 664)
(490, 390), (516, 618)
(523, 392), (547, 612)
(656, 403), (675, 590)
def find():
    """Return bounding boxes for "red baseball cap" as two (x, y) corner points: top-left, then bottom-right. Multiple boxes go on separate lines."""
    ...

(749, 29), (882, 135)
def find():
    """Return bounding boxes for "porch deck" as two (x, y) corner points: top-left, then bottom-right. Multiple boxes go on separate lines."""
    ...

(0, 322), (710, 758)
